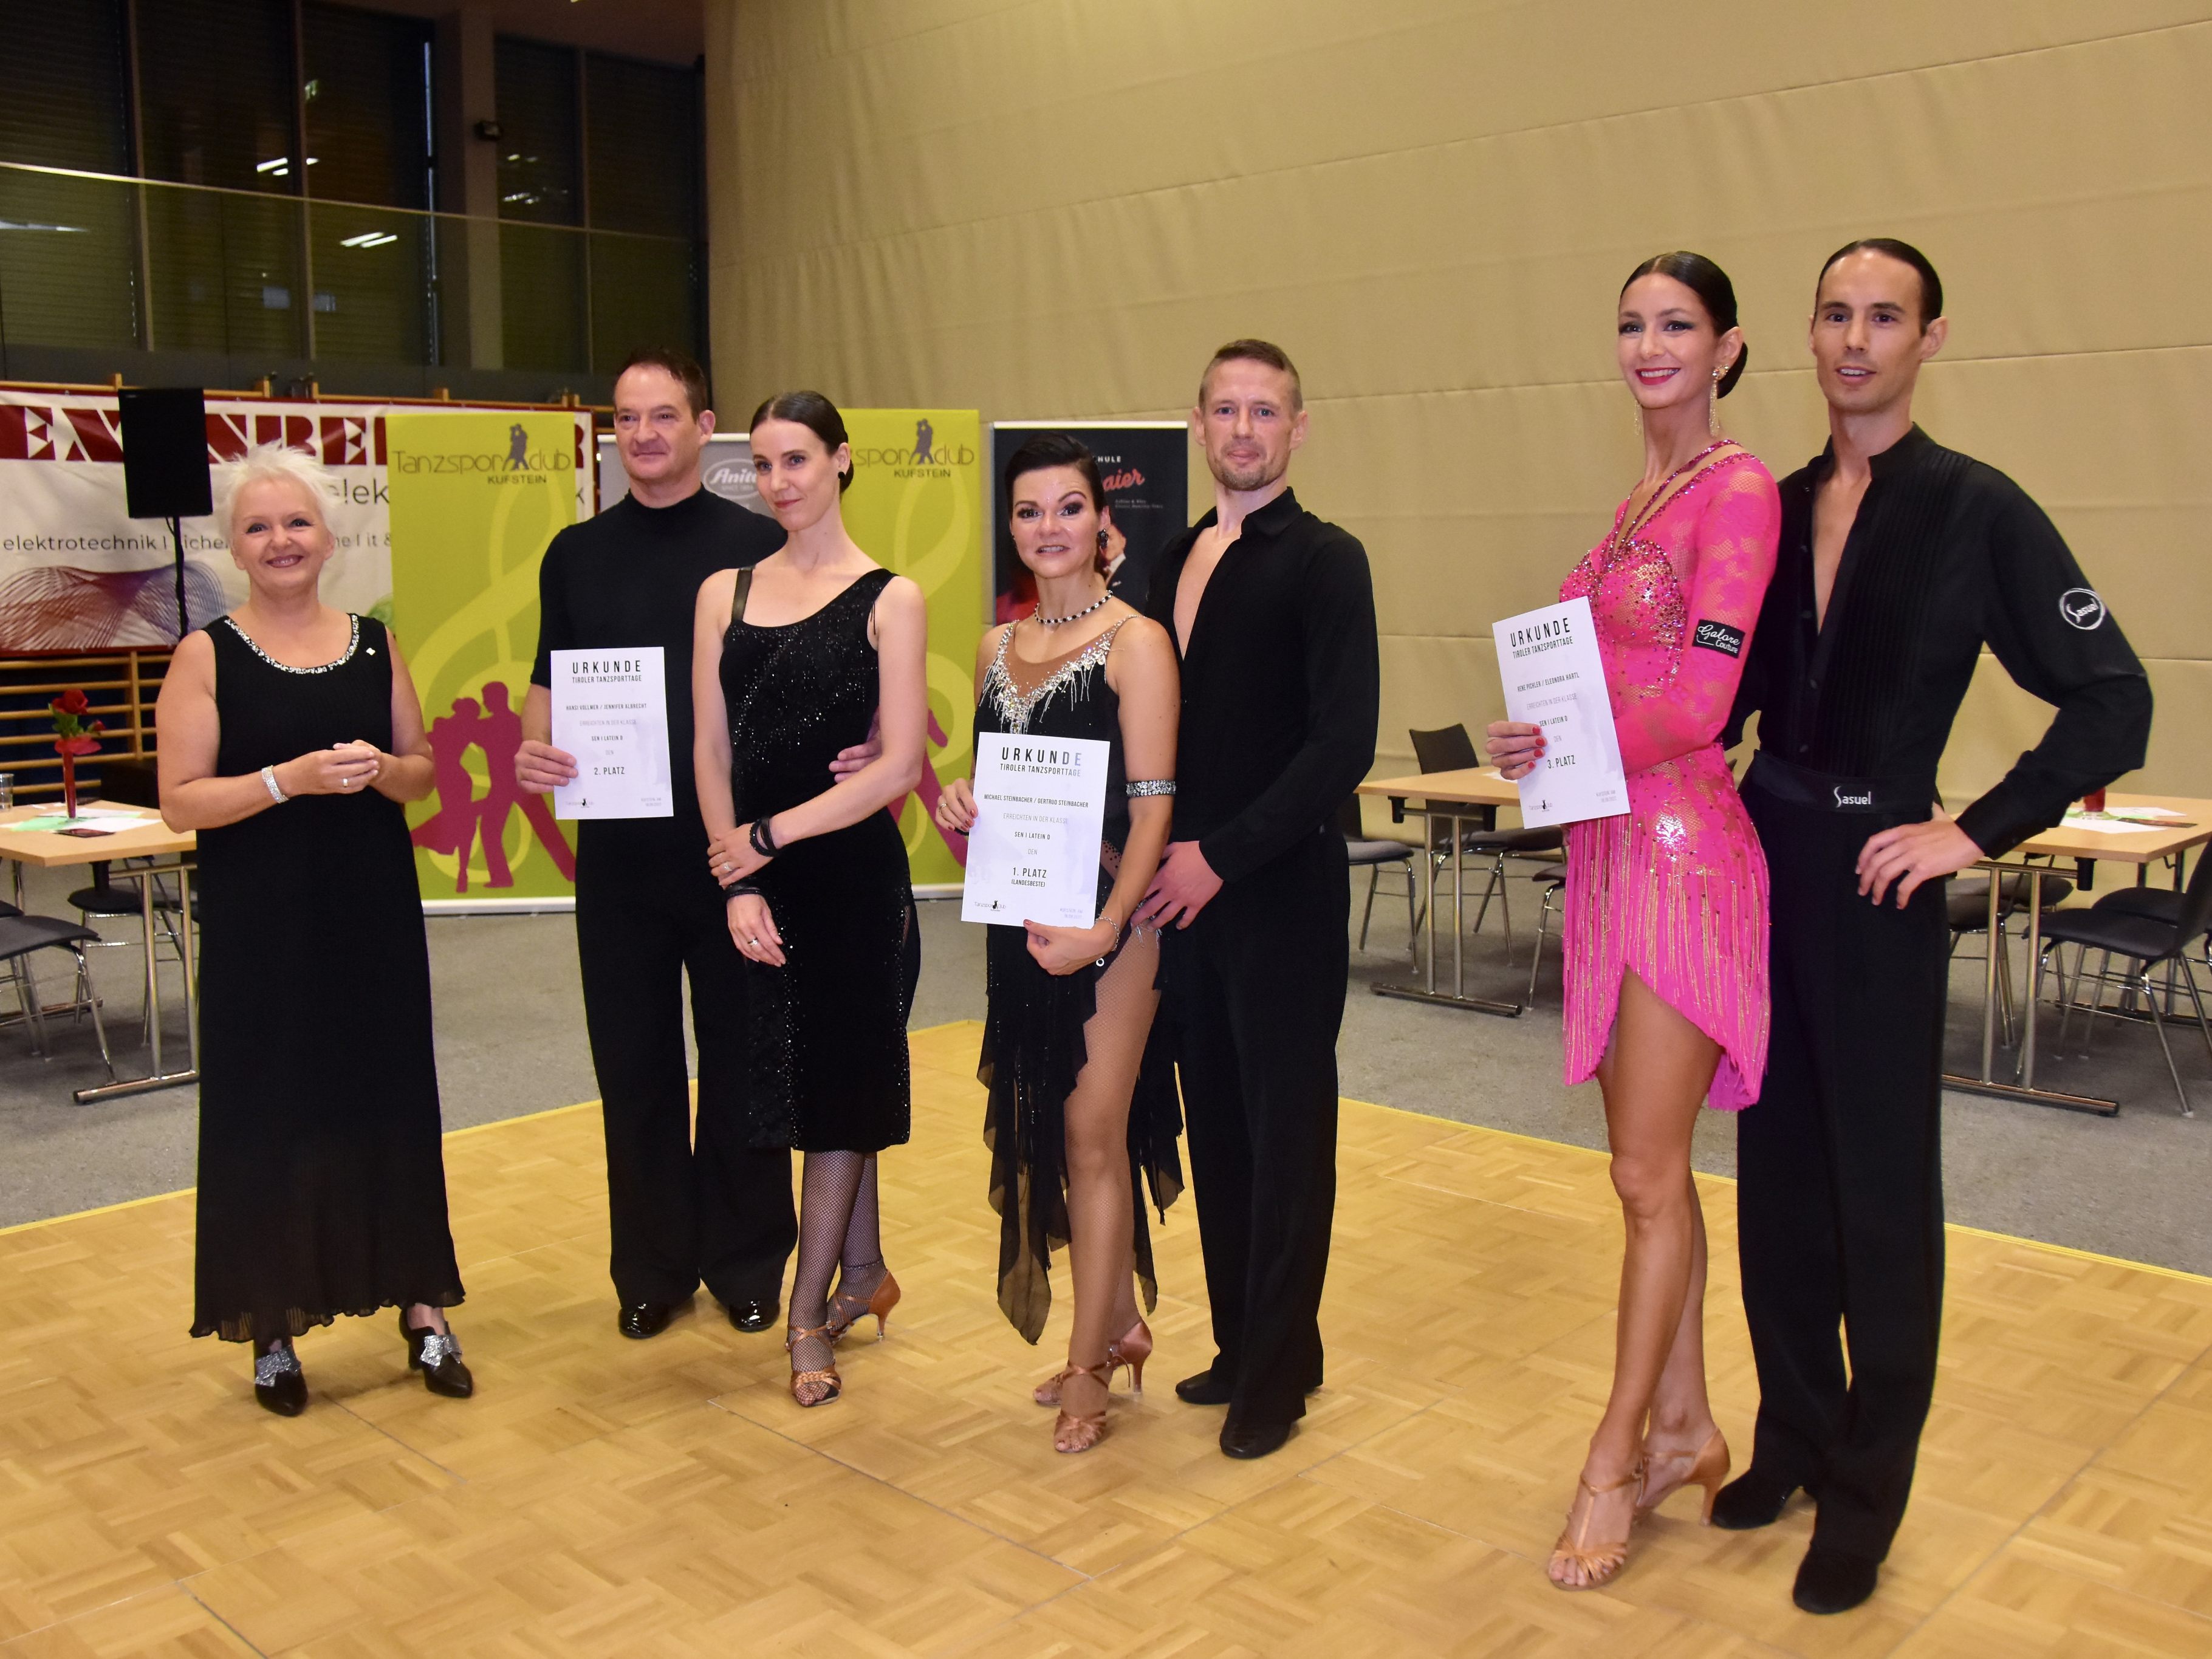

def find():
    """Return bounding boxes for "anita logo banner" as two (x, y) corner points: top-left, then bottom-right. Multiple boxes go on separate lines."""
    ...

(386, 409), (591, 902)
(840, 408), (984, 891)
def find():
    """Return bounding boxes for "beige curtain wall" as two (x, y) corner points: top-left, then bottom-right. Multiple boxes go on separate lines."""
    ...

(707, 1), (2212, 810)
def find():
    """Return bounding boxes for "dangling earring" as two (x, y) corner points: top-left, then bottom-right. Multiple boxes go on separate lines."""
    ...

(1097, 529), (1108, 551)
(1708, 367), (1722, 437)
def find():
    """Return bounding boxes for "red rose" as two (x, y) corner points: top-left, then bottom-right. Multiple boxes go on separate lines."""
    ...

(54, 688), (89, 716)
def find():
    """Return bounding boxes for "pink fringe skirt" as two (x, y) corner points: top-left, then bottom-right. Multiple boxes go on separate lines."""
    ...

(1561, 745), (1769, 1109)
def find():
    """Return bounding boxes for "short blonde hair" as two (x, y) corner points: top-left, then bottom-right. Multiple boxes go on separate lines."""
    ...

(214, 443), (339, 542)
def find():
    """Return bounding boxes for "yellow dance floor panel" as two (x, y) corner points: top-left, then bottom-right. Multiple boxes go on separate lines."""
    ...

(1, 1020), (2208, 1657)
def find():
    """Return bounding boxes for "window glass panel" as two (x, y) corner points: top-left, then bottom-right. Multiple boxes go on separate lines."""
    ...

(139, 0), (298, 194)
(0, 3), (132, 174)
(495, 38), (580, 226)
(0, 170), (140, 348)
(583, 55), (699, 238)
(590, 233), (697, 374)
(145, 186), (306, 357)
(308, 204), (429, 361)
(500, 224), (586, 371)
(304, 3), (434, 211)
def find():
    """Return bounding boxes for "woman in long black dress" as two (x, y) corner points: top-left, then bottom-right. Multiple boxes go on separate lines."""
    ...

(157, 443), (470, 1417)
(934, 433), (1182, 1452)
(693, 391), (928, 1408)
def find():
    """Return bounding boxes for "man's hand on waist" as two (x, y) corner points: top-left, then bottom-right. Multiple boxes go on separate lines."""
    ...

(1137, 840), (1223, 930)
(1857, 808), (1982, 908)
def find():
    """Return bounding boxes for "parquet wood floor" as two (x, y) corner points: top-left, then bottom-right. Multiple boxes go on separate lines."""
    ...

(1, 1021), (2207, 1657)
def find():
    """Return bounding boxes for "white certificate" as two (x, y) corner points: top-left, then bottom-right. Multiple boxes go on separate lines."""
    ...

(550, 647), (673, 819)
(960, 733), (1112, 927)
(1491, 596), (1628, 829)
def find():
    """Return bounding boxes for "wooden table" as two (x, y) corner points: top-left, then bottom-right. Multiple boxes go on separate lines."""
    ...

(1945, 792), (2212, 1116)
(0, 800), (197, 1104)
(1357, 767), (1527, 1016)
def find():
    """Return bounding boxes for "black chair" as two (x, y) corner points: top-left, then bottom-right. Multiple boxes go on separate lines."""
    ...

(0, 913), (115, 1073)
(1948, 869), (2074, 1046)
(1408, 723), (1563, 949)
(1337, 797), (1419, 953)
(1524, 861), (1569, 1002)
(2035, 850), (2212, 1117)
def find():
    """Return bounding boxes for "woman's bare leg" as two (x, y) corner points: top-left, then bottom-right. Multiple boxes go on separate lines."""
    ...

(1552, 970), (1719, 1587)
(1057, 929), (1159, 1426)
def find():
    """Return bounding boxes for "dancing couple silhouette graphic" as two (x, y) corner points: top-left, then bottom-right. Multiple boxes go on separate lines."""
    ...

(410, 680), (575, 892)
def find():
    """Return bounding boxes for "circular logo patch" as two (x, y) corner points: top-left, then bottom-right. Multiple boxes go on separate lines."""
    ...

(2058, 587), (2107, 631)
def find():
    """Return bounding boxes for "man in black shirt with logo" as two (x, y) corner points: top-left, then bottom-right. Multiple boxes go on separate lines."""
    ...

(518, 350), (795, 1340)
(1138, 340), (1380, 1460)
(1719, 243), (2152, 1613)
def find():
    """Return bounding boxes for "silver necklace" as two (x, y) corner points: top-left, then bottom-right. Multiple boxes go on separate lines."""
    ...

(1032, 590), (1111, 628)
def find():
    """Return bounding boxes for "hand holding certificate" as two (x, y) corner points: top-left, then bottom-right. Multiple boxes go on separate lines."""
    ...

(550, 647), (674, 819)
(960, 733), (1112, 927)
(1490, 597), (1628, 829)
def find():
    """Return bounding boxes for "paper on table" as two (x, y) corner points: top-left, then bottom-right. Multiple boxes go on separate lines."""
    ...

(2060, 810), (2172, 835)
(550, 647), (673, 819)
(1491, 596), (1628, 828)
(10, 813), (154, 832)
(960, 733), (1111, 928)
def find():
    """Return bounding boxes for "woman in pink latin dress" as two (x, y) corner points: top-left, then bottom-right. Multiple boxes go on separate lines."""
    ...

(1490, 251), (1779, 1590)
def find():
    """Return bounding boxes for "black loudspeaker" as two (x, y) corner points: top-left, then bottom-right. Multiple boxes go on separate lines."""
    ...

(117, 388), (211, 638)
(118, 388), (211, 519)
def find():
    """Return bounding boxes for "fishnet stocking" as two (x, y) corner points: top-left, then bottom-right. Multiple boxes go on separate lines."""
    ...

(789, 1151), (869, 1392)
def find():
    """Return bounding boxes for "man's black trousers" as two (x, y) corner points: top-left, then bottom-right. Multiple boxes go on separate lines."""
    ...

(1169, 830), (1349, 1428)
(574, 830), (796, 1310)
(1738, 783), (1950, 1562)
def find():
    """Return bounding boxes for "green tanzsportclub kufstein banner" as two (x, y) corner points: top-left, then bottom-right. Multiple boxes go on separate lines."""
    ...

(841, 408), (983, 892)
(386, 409), (591, 904)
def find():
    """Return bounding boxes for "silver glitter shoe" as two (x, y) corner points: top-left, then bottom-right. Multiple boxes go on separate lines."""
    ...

(252, 1338), (307, 1417)
(400, 1309), (474, 1399)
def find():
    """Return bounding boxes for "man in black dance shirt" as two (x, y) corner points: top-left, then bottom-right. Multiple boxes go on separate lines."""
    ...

(1137, 340), (1379, 1460)
(1717, 242), (2152, 1613)
(517, 349), (796, 1340)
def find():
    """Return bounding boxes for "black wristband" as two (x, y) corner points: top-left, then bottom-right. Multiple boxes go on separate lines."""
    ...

(748, 817), (778, 858)
(723, 881), (763, 900)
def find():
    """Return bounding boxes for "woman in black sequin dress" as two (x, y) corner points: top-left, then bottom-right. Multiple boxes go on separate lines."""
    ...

(694, 392), (928, 1408)
(935, 434), (1182, 1453)
(157, 444), (471, 1417)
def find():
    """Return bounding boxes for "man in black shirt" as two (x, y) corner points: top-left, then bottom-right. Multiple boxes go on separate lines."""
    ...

(1718, 243), (2152, 1613)
(1139, 340), (1380, 1460)
(517, 350), (796, 1340)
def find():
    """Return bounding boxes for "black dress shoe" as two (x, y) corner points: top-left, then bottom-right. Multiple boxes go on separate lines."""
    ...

(253, 1339), (307, 1417)
(1711, 1465), (1802, 1531)
(1220, 1418), (1293, 1460)
(617, 1301), (673, 1339)
(1176, 1367), (1234, 1406)
(400, 1309), (475, 1398)
(727, 1299), (776, 1334)
(1793, 1543), (1879, 1615)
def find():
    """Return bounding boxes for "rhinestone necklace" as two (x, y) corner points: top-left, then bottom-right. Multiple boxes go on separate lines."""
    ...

(1032, 590), (1111, 628)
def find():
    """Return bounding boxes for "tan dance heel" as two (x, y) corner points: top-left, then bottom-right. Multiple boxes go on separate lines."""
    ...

(1637, 1428), (1730, 1523)
(1547, 1462), (1643, 1590)
(825, 1269), (900, 1343)
(1052, 1359), (1116, 1454)
(785, 1324), (841, 1408)
(1033, 1315), (1151, 1406)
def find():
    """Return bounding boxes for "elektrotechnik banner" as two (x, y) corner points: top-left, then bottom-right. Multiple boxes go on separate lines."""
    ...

(0, 385), (585, 652)
(990, 421), (1188, 620)
(387, 409), (591, 905)
(843, 409), (984, 892)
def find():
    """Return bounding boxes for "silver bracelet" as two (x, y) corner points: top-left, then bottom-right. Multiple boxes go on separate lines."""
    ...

(260, 765), (288, 804)
(1125, 778), (1176, 798)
